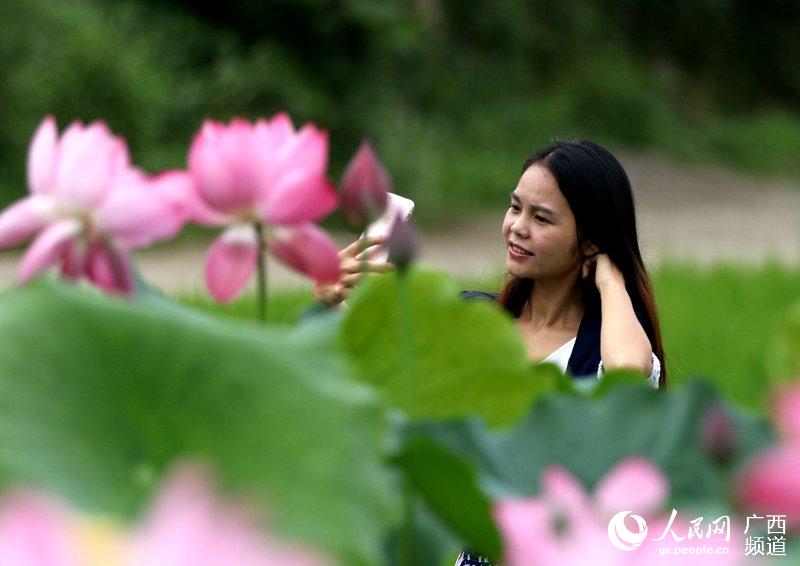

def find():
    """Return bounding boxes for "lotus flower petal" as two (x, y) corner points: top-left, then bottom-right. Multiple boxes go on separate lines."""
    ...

(270, 224), (340, 284)
(130, 464), (331, 566)
(96, 184), (184, 248)
(260, 173), (337, 225)
(594, 457), (669, 521)
(189, 121), (256, 215)
(275, 124), (328, 180)
(493, 498), (560, 566)
(18, 219), (81, 284)
(60, 240), (86, 281)
(204, 225), (259, 303)
(0, 492), (79, 566)
(84, 242), (136, 294)
(541, 466), (593, 524)
(0, 196), (56, 248)
(773, 382), (800, 445)
(27, 116), (58, 195)
(738, 445), (800, 530)
(154, 170), (227, 226)
(54, 121), (129, 209)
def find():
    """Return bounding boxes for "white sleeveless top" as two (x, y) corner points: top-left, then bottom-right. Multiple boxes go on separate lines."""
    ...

(543, 337), (661, 389)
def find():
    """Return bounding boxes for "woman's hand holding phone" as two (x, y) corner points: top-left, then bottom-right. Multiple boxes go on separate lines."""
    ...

(312, 193), (414, 307)
(311, 235), (396, 307)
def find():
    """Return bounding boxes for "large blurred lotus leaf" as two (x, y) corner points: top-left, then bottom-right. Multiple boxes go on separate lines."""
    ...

(339, 269), (560, 427)
(391, 435), (502, 562)
(0, 279), (396, 565)
(405, 379), (774, 505)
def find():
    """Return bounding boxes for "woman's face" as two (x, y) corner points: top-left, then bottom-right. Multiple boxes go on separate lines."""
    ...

(502, 164), (583, 281)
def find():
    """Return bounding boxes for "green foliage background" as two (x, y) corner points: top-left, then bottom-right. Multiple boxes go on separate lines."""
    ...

(2, 0), (799, 222)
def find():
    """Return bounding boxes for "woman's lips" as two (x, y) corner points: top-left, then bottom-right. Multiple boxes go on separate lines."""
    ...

(508, 242), (533, 258)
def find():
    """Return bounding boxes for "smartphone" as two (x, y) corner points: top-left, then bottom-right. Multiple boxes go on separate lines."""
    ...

(357, 193), (415, 263)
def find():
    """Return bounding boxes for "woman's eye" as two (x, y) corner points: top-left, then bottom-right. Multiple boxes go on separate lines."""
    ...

(535, 215), (549, 224)
(509, 204), (520, 211)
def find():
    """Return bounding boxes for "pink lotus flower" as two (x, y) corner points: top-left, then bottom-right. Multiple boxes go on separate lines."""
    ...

(771, 381), (800, 445)
(187, 115), (341, 302)
(0, 465), (332, 566)
(493, 458), (742, 565)
(0, 492), (79, 566)
(494, 458), (669, 566)
(128, 465), (331, 566)
(339, 141), (390, 232)
(737, 380), (800, 530)
(0, 117), (187, 294)
(737, 445), (800, 531)
(494, 457), (669, 566)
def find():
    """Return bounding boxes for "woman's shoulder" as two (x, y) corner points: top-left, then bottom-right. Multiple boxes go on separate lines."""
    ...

(460, 290), (499, 301)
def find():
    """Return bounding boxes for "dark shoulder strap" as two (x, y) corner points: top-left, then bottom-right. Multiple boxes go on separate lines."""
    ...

(567, 308), (601, 379)
(567, 305), (654, 378)
(460, 290), (499, 302)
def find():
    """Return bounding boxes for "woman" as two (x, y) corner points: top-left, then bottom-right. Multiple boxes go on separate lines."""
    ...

(312, 140), (666, 390)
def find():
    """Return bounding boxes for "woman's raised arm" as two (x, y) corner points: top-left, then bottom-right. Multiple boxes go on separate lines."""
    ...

(590, 254), (654, 375)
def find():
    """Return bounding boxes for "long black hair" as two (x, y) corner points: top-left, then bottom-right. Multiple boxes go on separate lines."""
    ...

(498, 140), (668, 389)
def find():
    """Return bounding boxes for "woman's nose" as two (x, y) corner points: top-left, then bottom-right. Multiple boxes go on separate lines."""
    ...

(511, 216), (529, 238)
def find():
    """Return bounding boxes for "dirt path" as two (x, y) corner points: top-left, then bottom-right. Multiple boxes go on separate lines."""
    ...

(0, 151), (797, 294)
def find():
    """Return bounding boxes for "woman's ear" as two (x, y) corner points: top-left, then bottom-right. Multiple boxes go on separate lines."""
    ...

(581, 241), (600, 258)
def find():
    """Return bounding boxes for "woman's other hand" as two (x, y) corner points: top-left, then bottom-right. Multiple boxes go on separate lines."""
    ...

(311, 235), (396, 306)
(582, 252), (626, 292)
